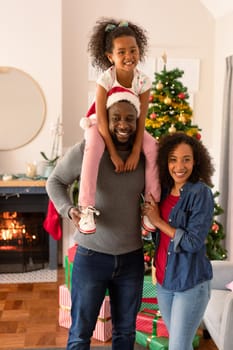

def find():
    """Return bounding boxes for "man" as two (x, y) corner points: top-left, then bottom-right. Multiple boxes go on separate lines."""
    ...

(46, 88), (146, 350)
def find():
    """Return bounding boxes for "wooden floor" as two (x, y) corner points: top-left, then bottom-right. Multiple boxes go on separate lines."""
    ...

(0, 267), (218, 350)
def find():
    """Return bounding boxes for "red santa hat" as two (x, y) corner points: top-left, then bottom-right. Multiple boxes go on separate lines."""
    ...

(106, 86), (140, 116)
(80, 86), (140, 129)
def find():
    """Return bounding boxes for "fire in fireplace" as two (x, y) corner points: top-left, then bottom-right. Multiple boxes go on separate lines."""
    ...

(0, 183), (57, 273)
(0, 211), (49, 273)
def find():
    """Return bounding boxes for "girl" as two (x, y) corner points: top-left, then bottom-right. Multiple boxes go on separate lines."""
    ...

(79, 17), (160, 234)
(143, 133), (215, 350)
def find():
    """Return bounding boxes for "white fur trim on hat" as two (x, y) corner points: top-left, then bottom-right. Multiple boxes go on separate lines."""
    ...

(80, 117), (92, 130)
(106, 91), (140, 117)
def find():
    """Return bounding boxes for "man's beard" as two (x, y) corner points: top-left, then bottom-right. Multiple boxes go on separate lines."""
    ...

(111, 133), (135, 149)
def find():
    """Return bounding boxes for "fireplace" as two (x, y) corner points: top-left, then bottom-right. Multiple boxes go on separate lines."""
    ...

(0, 180), (57, 273)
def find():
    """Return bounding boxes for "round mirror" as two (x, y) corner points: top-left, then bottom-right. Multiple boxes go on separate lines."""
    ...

(0, 67), (46, 150)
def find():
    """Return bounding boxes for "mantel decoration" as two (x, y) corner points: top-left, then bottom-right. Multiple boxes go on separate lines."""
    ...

(40, 116), (63, 178)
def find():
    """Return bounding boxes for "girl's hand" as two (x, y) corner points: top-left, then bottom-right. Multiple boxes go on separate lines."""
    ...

(142, 194), (160, 226)
(111, 153), (125, 173)
(124, 150), (140, 171)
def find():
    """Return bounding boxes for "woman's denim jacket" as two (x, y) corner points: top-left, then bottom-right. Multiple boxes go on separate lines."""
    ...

(153, 181), (214, 291)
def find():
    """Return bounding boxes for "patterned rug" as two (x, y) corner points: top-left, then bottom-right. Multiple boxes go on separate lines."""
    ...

(0, 268), (57, 283)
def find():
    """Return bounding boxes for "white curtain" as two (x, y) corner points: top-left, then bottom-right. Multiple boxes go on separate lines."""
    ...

(219, 55), (233, 261)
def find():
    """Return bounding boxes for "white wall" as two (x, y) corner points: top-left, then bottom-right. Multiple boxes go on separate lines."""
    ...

(0, 0), (62, 174)
(212, 11), (233, 260)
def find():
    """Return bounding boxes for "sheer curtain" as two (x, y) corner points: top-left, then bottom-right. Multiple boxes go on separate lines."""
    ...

(219, 55), (233, 261)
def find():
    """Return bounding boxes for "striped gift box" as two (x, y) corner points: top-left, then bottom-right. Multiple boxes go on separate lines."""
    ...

(92, 296), (112, 342)
(59, 284), (71, 328)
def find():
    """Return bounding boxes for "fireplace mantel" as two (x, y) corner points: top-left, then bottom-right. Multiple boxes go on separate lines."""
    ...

(0, 179), (46, 193)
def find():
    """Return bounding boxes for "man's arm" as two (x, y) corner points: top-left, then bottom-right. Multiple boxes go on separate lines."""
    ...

(46, 142), (84, 218)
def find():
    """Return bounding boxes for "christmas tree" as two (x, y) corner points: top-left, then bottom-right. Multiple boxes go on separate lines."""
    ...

(206, 191), (227, 260)
(143, 54), (227, 271)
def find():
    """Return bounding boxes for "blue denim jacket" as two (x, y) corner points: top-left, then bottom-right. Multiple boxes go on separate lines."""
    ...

(153, 181), (214, 291)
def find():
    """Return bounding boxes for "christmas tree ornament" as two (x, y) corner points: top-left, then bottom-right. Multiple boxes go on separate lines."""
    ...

(156, 81), (163, 90)
(164, 96), (172, 105)
(178, 114), (186, 123)
(149, 95), (154, 102)
(168, 124), (176, 134)
(150, 113), (157, 120)
(178, 92), (186, 99)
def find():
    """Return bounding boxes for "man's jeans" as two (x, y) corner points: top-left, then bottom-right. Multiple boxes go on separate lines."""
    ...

(157, 280), (211, 350)
(67, 245), (144, 350)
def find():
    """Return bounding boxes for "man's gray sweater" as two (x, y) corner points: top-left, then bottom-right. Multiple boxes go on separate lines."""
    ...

(46, 141), (145, 255)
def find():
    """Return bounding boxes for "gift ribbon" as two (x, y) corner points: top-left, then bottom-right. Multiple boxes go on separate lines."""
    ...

(146, 334), (156, 348)
(59, 304), (71, 311)
(97, 316), (112, 323)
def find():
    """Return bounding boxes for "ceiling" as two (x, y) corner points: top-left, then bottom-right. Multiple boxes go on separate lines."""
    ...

(200, 0), (233, 18)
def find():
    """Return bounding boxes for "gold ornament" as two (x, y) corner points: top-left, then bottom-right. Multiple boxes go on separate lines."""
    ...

(168, 124), (176, 134)
(164, 96), (172, 105)
(156, 81), (163, 90)
(178, 114), (186, 123)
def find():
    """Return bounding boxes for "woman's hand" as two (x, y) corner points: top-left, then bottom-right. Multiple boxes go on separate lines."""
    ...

(143, 193), (176, 238)
(142, 194), (160, 227)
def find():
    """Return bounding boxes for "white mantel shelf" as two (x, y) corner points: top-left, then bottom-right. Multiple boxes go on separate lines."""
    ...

(0, 179), (46, 187)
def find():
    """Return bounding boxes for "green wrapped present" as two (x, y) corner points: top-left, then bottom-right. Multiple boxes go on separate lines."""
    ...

(65, 255), (73, 290)
(143, 276), (157, 298)
(136, 330), (200, 349)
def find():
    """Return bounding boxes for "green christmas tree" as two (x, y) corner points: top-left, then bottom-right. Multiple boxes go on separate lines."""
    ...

(206, 191), (227, 260)
(143, 55), (227, 270)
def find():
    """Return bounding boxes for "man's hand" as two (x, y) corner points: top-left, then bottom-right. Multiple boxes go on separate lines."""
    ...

(69, 207), (81, 228)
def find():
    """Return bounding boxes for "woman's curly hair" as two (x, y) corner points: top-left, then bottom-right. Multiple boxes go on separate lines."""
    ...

(157, 133), (215, 190)
(88, 17), (148, 71)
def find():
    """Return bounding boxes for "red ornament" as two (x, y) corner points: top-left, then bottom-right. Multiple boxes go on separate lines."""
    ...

(144, 255), (151, 263)
(212, 223), (219, 232)
(178, 92), (185, 99)
(149, 95), (154, 102)
(196, 133), (201, 140)
(150, 113), (157, 120)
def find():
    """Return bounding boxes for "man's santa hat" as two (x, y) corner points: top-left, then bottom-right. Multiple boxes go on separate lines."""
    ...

(80, 86), (140, 129)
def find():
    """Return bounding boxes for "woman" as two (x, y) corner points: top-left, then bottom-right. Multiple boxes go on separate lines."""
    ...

(143, 133), (215, 350)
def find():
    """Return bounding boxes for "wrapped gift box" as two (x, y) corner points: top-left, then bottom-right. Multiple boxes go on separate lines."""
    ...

(65, 255), (73, 290)
(59, 284), (71, 328)
(143, 276), (155, 297)
(92, 296), (112, 342)
(59, 286), (112, 342)
(136, 309), (169, 337)
(68, 243), (78, 263)
(136, 330), (200, 349)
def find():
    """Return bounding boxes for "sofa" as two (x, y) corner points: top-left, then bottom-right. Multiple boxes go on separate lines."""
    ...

(202, 260), (233, 350)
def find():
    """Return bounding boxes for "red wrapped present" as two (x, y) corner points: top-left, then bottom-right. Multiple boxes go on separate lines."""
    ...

(59, 284), (71, 328)
(68, 244), (78, 263)
(92, 296), (112, 342)
(136, 309), (169, 337)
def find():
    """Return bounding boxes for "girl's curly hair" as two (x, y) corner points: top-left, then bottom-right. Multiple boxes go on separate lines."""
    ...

(157, 133), (215, 190)
(88, 17), (148, 71)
